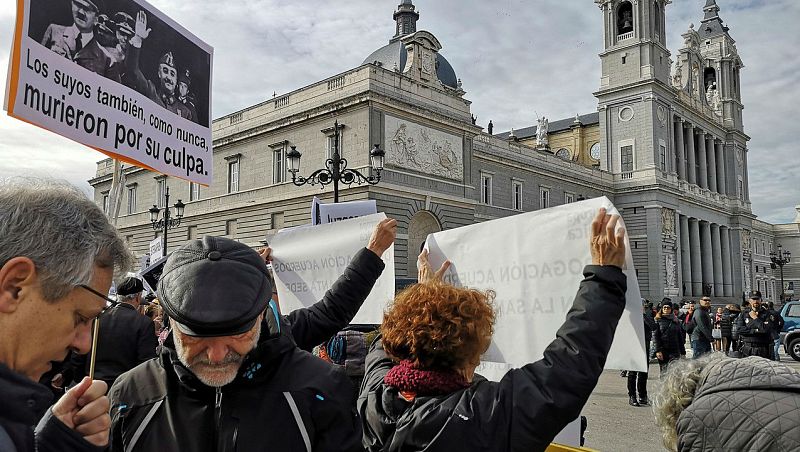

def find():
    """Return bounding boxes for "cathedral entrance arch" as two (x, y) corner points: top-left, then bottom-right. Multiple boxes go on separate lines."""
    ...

(407, 210), (442, 277)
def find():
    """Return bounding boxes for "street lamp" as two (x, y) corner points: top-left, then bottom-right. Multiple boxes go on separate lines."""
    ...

(770, 244), (791, 302)
(287, 120), (384, 203)
(149, 186), (185, 253)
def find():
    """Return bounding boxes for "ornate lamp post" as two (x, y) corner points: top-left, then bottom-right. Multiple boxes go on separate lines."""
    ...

(148, 186), (185, 253)
(770, 244), (791, 302)
(286, 120), (385, 203)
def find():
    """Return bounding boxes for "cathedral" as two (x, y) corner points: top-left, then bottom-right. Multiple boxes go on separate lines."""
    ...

(91, 0), (799, 303)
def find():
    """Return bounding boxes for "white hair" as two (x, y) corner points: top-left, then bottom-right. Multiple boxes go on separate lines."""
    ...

(0, 177), (133, 301)
(652, 352), (728, 451)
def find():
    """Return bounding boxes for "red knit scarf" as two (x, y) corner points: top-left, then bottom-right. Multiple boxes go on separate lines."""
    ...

(384, 360), (470, 400)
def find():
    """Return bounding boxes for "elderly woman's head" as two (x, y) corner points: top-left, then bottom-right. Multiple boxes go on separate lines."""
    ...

(381, 281), (495, 377)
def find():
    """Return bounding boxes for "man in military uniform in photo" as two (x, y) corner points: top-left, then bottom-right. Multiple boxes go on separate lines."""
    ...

(125, 11), (192, 120)
(177, 68), (198, 122)
(40, 0), (103, 60)
(74, 13), (123, 82)
(735, 290), (774, 359)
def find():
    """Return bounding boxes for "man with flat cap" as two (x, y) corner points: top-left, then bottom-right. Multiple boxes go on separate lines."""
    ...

(736, 290), (775, 359)
(71, 276), (157, 390)
(108, 219), (396, 451)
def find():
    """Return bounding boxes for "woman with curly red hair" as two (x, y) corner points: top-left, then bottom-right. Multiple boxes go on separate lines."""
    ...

(358, 208), (629, 451)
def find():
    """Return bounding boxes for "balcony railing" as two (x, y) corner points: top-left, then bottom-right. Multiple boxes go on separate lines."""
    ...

(618, 31), (634, 41)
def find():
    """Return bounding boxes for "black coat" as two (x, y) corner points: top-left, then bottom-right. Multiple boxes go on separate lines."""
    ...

(653, 315), (685, 359)
(0, 362), (103, 452)
(691, 306), (713, 343)
(78, 302), (157, 387)
(736, 307), (773, 345)
(108, 247), (385, 452)
(358, 265), (627, 452)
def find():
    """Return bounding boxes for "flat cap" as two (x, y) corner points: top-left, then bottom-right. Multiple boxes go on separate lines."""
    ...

(158, 236), (271, 337)
(116, 277), (144, 296)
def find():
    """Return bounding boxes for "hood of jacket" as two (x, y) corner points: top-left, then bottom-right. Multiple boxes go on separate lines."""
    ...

(677, 356), (800, 450)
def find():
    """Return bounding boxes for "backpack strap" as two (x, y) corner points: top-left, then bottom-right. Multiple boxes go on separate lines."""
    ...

(125, 399), (164, 452)
(283, 392), (311, 452)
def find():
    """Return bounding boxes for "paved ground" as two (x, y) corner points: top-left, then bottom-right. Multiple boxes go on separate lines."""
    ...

(579, 357), (800, 451)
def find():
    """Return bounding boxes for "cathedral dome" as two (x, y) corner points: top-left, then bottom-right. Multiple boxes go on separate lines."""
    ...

(363, 0), (459, 89)
(363, 42), (459, 89)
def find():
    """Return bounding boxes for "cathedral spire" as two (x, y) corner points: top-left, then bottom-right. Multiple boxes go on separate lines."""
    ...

(393, 0), (419, 39)
(699, 0), (729, 39)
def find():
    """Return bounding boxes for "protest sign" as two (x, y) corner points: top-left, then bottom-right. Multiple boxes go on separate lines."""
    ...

(149, 236), (163, 261)
(425, 196), (647, 372)
(270, 213), (395, 324)
(5, 0), (213, 185)
(318, 199), (377, 224)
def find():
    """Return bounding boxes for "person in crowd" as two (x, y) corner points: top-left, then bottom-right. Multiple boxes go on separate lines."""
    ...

(628, 300), (656, 406)
(679, 302), (694, 345)
(691, 297), (713, 358)
(0, 178), (133, 451)
(40, 0), (102, 60)
(72, 277), (157, 389)
(653, 352), (800, 451)
(125, 11), (194, 121)
(177, 69), (198, 122)
(108, 219), (396, 451)
(724, 304), (738, 354)
(358, 208), (628, 451)
(736, 291), (774, 359)
(653, 301), (685, 375)
(768, 301), (785, 361)
(74, 13), (122, 81)
(711, 306), (728, 352)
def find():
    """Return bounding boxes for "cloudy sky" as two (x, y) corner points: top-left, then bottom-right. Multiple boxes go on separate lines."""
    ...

(1, 0), (798, 223)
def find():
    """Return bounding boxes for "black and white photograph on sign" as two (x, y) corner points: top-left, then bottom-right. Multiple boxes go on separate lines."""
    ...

(27, 0), (210, 127)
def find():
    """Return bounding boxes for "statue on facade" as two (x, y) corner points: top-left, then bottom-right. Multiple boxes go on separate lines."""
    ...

(536, 116), (549, 148)
(692, 65), (700, 98)
(487, 120), (493, 135)
(672, 61), (683, 89)
(711, 87), (722, 117)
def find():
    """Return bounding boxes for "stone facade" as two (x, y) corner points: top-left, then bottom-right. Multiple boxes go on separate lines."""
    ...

(91, 0), (797, 302)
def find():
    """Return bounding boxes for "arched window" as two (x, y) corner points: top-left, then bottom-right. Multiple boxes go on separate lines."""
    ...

(703, 67), (717, 91)
(556, 148), (571, 161)
(617, 1), (634, 36)
(654, 2), (661, 40)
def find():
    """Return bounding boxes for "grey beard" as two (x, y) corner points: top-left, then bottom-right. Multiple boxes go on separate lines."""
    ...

(173, 320), (261, 387)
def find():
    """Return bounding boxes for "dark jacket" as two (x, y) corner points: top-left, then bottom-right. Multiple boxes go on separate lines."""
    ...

(653, 315), (685, 359)
(358, 265), (627, 452)
(0, 362), (104, 452)
(108, 247), (384, 452)
(690, 305), (713, 343)
(736, 307), (773, 345)
(718, 310), (733, 338)
(676, 356), (800, 451)
(78, 302), (157, 388)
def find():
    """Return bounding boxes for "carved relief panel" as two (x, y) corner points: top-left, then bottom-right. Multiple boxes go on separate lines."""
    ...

(385, 115), (464, 181)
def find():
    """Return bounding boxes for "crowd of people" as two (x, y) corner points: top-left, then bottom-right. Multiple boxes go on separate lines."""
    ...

(1, 177), (798, 452)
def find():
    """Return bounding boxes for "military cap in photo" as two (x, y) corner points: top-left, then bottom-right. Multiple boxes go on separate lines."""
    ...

(748, 290), (762, 300)
(113, 11), (135, 35)
(179, 68), (191, 85)
(73, 0), (105, 13)
(157, 236), (271, 337)
(116, 276), (144, 296)
(159, 52), (176, 69)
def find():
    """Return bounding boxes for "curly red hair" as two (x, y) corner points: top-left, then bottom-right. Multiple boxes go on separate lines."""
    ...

(381, 281), (495, 371)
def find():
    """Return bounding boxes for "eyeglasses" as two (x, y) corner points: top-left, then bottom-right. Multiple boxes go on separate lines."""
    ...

(77, 284), (120, 320)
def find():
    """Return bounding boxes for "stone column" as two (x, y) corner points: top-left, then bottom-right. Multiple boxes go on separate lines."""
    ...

(700, 221), (714, 295)
(675, 118), (686, 181)
(680, 215), (692, 297)
(697, 130), (708, 189)
(685, 123), (696, 185)
(711, 224), (724, 297)
(706, 134), (717, 194)
(689, 218), (703, 296)
(721, 226), (733, 296)
(715, 140), (726, 195)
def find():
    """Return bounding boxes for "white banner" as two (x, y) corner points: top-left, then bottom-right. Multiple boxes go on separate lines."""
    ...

(5, 0), (213, 184)
(318, 200), (377, 224)
(270, 213), (395, 324)
(149, 236), (163, 261)
(425, 197), (647, 372)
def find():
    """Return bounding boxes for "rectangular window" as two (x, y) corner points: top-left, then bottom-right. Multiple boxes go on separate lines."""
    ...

(189, 183), (200, 201)
(102, 193), (109, 213)
(273, 147), (286, 184)
(565, 192), (575, 204)
(540, 187), (550, 209)
(156, 178), (166, 208)
(326, 134), (343, 160)
(620, 145), (634, 172)
(512, 180), (523, 211)
(271, 212), (285, 230)
(187, 225), (198, 240)
(225, 219), (238, 238)
(738, 178), (744, 200)
(480, 173), (493, 205)
(659, 144), (667, 172)
(126, 185), (137, 215)
(228, 159), (240, 193)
